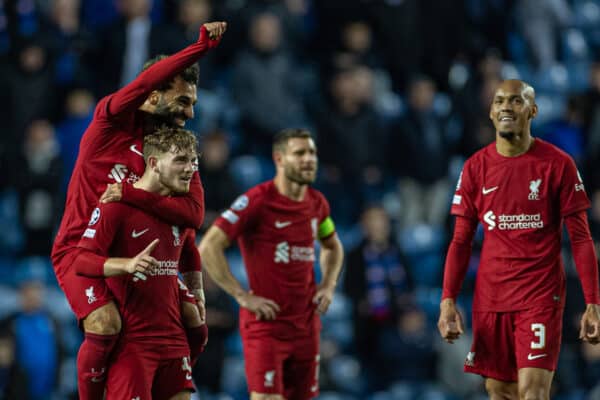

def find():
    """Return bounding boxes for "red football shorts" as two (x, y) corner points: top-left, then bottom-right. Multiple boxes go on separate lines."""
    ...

(465, 306), (563, 381)
(242, 332), (320, 400)
(105, 344), (194, 400)
(53, 249), (114, 322)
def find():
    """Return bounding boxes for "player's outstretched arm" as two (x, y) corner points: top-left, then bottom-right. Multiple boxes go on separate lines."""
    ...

(313, 233), (344, 315)
(105, 22), (227, 118)
(100, 173), (204, 228)
(199, 226), (280, 320)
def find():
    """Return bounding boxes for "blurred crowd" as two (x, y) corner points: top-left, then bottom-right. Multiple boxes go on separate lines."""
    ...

(1, 0), (600, 399)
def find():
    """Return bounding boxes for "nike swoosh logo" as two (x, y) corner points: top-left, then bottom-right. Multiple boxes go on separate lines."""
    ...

(275, 221), (292, 228)
(130, 144), (144, 157)
(482, 186), (499, 195)
(131, 228), (149, 238)
(527, 353), (547, 360)
(186, 373), (192, 380)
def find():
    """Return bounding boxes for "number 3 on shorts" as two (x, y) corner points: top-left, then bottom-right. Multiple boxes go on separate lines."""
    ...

(531, 323), (546, 349)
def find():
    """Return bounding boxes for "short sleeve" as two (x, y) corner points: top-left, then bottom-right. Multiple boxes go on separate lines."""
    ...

(559, 157), (591, 217)
(450, 159), (478, 219)
(213, 190), (261, 241)
(77, 203), (121, 255)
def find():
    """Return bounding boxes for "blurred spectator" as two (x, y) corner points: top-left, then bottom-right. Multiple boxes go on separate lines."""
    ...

(232, 11), (309, 155)
(192, 272), (237, 395)
(11, 120), (63, 257)
(388, 76), (454, 228)
(154, 0), (218, 89)
(55, 88), (95, 191)
(344, 206), (434, 389)
(0, 279), (62, 400)
(0, 331), (28, 399)
(513, 0), (572, 70)
(198, 130), (239, 229)
(39, 0), (94, 88)
(0, 39), (57, 156)
(541, 94), (585, 165)
(314, 65), (386, 223)
(92, 0), (167, 97)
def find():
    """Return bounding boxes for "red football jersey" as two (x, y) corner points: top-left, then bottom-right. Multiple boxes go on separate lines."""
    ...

(214, 181), (332, 339)
(52, 42), (206, 265)
(451, 138), (590, 311)
(78, 202), (194, 355)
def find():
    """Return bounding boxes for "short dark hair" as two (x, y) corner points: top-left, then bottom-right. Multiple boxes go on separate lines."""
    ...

(141, 55), (200, 91)
(143, 126), (198, 163)
(272, 128), (313, 153)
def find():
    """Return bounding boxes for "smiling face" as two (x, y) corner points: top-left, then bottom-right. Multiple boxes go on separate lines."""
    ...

(155, 145), (197, 194)
(489, 80), (537, 140)
(152, 76), (197, 128)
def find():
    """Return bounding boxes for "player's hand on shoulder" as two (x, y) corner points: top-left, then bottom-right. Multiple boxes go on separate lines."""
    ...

(437, 298), (464, 344)
(100, 183), (123, 204)
(124, 239), (160, 274)
(236, 290), (280, 321)
(580, 304), (600, 345)
(199, 21), (227, 47)
(313, 282), (336, 315)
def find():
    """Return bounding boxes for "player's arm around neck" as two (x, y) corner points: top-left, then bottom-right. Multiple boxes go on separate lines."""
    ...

(313, 233), (344, 315)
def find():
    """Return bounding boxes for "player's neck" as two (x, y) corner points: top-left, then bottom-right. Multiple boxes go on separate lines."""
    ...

(274, 176), (307, 202)
(134, 174), (171, 196)
(495, 133), (534, 157)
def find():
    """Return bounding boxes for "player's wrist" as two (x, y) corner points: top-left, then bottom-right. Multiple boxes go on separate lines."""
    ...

(440, 298), (456, 308)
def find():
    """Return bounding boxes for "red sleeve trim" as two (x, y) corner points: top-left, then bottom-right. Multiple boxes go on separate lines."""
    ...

(441, 216), (478, 300)
(74, 249), (108, 278)
(565, 211), (600, 304)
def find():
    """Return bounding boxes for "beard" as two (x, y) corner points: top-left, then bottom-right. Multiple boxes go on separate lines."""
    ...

(499, 131), (515, 140)
(150, 102), (186, 128)
(284, 166), (316, 185)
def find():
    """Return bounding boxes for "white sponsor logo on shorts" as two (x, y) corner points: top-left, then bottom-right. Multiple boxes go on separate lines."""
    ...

(527, 353), (547, 360)
(465, 351), (475, 367)
(85, 286), (97, 304)
(182, 356), (192, 380)
(264, 370), (275, 387)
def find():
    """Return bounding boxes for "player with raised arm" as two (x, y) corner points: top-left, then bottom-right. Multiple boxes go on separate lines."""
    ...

(199, 129), (344, 400)
(77, 127), (204, 400)
(51, 21), (226, 400)
(438, 80), (600, 400)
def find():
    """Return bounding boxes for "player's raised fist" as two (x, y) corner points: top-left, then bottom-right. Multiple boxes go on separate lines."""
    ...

(199, 21), (227, 47)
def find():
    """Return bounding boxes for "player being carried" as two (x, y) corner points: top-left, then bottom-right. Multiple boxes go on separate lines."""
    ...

(51, 21), (226, 400)
(77, 127), (203, 400)
(199, 128), (344, 400)
(438, 79), (600, 400)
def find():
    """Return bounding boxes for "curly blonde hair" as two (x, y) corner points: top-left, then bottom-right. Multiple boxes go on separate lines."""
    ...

(143, 126), (198, 162)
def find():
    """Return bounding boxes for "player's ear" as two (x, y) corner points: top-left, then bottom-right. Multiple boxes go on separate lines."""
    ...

(147, 155), (159, 171)
(272, 150), (282, 166)
(148, 91), (161, 106)
(529, 104), (538, 120)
